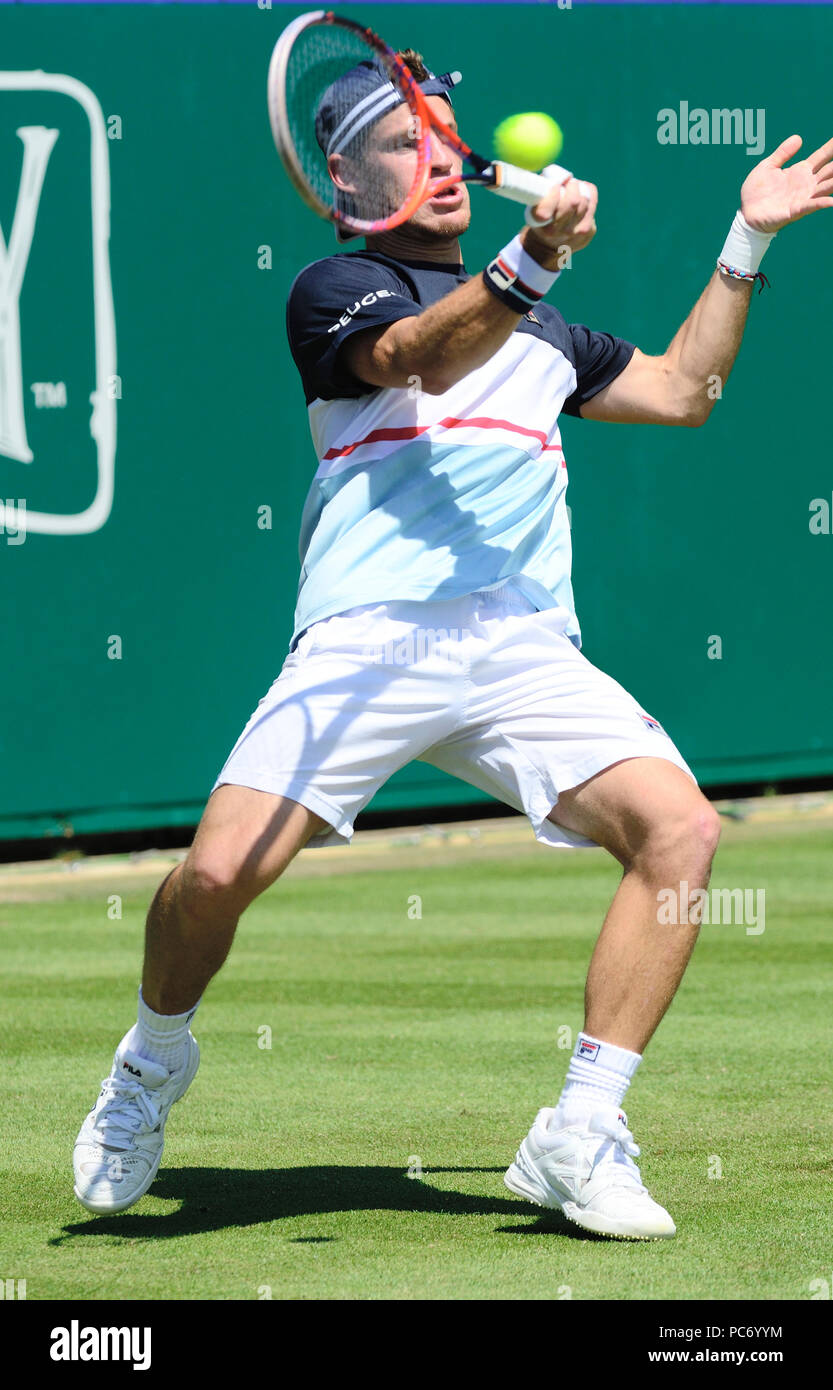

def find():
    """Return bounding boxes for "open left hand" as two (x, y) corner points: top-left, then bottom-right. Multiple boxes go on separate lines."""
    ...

(741, 134), (833, 233)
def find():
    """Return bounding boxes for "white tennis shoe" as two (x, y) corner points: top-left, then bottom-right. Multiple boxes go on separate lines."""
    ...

(73, 1034), (199, 1214)
(504, 1104), (676, 1240)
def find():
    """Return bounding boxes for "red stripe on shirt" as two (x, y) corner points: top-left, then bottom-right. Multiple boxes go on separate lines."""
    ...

(321, 415), (565, 462)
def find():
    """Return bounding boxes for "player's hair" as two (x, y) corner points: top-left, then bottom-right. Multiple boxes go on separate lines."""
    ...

(395, 49), (432, 82)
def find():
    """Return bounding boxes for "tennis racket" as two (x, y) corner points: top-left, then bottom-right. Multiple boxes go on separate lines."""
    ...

(267, 9), (573, 238)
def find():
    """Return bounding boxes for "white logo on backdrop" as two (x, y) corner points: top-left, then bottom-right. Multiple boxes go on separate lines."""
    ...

(0, 72), (116, 535)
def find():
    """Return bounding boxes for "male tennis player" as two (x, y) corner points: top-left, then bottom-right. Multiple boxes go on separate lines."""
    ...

(74, 53), (833, 1239)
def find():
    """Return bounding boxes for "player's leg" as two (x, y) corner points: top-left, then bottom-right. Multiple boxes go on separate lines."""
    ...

(73, 788), (326, 1215)
(142, 785), (328, 1015)
(505, 757), (719, 1239)
(547, 756), (721, 1053)
(418, 592), (720, 1237)
(74, 596), (468, 1216)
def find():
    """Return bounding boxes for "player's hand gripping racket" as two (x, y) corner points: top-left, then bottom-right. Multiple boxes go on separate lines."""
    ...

(267, 8), (572, 238)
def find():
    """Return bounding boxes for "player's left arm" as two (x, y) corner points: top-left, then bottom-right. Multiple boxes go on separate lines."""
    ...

(580, 134), (833, 427)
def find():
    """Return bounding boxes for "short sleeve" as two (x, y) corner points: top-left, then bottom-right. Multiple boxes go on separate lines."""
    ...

(560, 324), (636, 417)
(286, 254), (423, 403)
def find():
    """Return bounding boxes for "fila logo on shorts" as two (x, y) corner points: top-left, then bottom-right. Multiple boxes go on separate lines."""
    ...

(640, 713), (665, 733)
(578, 1039), (600, 1062)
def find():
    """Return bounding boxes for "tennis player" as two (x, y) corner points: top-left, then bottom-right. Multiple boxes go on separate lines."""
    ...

(74, 52), (833, 1239)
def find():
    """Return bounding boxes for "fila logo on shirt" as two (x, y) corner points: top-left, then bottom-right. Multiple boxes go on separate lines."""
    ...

(577, 1039), (600, 1062)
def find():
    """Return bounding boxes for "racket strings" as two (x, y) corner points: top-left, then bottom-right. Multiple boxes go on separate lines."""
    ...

(285, 26), (424, 227)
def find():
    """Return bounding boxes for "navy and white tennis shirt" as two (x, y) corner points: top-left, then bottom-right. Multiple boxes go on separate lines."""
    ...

(286, 249), (635, 648)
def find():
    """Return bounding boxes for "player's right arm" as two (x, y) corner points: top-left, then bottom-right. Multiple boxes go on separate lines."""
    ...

(344, 274), (522, 394)
(345, 178), (597, 395)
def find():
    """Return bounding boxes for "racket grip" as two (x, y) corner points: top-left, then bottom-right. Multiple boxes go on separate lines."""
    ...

(490, 161), (592, 228)
(489, 161), (554, 206)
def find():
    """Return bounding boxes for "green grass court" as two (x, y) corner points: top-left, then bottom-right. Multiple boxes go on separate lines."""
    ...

(1, 797), (832, 1301)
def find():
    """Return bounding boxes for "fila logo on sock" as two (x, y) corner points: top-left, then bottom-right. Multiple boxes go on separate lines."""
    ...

(122, 1061), (142, 1078)
(577, 1039), (600, 1062)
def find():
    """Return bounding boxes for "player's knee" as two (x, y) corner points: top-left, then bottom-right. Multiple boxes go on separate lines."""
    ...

(684, 801), (721, 873)
(637, 798), (721, 878)
(698, 802), (722, 858)
(177, 854), (253, 920)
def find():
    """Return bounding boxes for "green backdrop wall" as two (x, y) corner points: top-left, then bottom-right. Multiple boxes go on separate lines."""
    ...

(2, 3), (831, 841)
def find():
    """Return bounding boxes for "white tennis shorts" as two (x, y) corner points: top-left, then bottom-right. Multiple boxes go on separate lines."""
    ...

(212, 585), (695, 850)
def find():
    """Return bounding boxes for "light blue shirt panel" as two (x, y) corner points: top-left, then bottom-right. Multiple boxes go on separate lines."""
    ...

(292, 439), (579, 648)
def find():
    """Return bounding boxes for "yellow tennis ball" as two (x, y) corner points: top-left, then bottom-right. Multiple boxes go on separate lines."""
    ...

(494, 112), (563, 171)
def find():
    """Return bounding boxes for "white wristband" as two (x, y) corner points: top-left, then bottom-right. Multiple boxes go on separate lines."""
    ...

(501, 233), (561, 294)
(718, 210), (775, 276)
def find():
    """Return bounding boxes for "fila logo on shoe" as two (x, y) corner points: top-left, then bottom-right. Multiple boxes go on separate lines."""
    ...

(122, 1061), (142, 1078)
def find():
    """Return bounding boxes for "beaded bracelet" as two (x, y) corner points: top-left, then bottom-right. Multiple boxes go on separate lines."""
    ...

(717, 260), (771, 294)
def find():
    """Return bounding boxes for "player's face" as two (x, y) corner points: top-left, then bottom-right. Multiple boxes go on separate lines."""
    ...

(331, 95), (471, 239)
(405, 97), (471, 239)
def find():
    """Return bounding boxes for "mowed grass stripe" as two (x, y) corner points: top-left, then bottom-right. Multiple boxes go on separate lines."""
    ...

(0, 821), (831, 1299)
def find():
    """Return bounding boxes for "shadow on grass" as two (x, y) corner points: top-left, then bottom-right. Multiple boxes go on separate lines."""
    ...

(52, 1165), (600, 1243)
(495, 1217), (619, 1242)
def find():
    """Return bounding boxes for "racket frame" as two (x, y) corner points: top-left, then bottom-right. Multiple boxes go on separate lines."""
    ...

(268, 8), (561, 234)
(268, 9), (433, 236)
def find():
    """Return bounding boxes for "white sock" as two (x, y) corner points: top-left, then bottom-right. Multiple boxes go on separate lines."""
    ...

(555, 1032), (641, 1125)
(124, 986), (200, 1070)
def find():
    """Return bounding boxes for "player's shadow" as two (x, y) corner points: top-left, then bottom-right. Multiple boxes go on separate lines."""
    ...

(52, 1165), (582, 1242)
